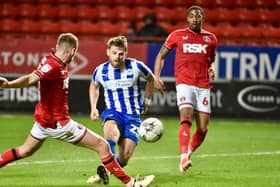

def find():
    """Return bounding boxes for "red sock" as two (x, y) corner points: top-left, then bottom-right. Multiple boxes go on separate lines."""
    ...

(190, 130), (208, 152)
(178, 117), (192, 154)
(0, 148), (21, 168)
(101, 154), (131, 184)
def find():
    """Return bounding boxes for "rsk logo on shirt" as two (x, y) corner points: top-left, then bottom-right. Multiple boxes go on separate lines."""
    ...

(183, 43), (207, 54)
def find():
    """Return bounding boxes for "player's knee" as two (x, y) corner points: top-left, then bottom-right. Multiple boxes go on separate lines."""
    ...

(122, 150), (134, 161)
(98, 138), (111, 154)
(197, 127), (208, 134)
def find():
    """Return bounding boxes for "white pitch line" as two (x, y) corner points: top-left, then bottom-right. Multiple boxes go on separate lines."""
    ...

(7, 150), (280, 167)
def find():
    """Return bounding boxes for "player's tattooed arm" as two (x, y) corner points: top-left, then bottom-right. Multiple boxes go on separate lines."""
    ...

(159, 45), (170, 58)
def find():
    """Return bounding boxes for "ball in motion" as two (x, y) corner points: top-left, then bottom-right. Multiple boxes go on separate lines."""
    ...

(139, 117), (164, 143)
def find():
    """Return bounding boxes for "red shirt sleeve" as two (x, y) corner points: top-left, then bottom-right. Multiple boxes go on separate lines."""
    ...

(165, 31), (178, 49)
(35, 58), (59, 80)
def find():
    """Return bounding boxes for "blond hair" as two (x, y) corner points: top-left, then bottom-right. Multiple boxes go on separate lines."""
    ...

(57, 33), (79, 53)
(107, 36), (128, 51)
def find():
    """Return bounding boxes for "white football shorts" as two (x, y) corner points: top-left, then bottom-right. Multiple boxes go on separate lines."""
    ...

(176, 84), (211, 113)
(31, 119), (87, 143)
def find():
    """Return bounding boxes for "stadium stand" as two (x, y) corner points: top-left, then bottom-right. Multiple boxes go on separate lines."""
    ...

(0, 0), (279, 46)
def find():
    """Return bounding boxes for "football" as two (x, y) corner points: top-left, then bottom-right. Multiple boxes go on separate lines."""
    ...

(139, 117), (164, 143)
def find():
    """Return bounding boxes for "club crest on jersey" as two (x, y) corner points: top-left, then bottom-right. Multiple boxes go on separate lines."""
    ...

(203, 36), (211, 42)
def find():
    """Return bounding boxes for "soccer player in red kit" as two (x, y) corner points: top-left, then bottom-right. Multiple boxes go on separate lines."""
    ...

(0, 33), (154, 187)
(154, 6), (217, 173)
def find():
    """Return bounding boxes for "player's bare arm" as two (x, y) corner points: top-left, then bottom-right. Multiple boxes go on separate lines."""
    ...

(208, 54), (216, 80)
(154, 45), (170, 95)
(142, 73), (155, 115)
(89, 81), (100, 120)
(0, 72), (40, 88)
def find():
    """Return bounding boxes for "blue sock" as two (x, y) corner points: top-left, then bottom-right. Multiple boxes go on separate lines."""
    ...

(107, 139), (116, 155)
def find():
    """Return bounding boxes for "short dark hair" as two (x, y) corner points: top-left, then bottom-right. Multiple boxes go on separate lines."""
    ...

(187, 5), (204, 17)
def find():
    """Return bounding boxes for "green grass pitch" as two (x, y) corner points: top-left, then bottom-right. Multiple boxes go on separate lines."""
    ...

(0, 113), (279, 187)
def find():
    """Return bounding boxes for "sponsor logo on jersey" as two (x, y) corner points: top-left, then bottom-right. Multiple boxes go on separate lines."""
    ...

(183, 43), (207, 54)
(182, 36), (188, 40)
(40, 64), (52, 73)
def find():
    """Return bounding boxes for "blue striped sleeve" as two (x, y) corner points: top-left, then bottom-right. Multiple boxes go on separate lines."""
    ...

(136, 61), (150, 77)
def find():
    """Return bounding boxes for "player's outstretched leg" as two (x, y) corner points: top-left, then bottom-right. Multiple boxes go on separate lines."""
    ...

(126, 175), (155, 187)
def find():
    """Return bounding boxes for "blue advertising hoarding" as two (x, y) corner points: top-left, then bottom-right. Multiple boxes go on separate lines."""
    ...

(147, 44), (280, 81)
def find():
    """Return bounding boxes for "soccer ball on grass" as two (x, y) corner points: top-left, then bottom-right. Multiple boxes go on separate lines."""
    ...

(139, 117), (164, 143)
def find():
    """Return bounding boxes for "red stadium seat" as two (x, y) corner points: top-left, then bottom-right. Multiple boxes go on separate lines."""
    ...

(57, 5), (77, 20)
(256, 0), (276, 8)
(173, 0), (195, 6)
(217, 8), (239, 23)
(38, 4), (58, 20)
(97, 21), (121, 36)
(77, 5), (98, 21)
(219, 24), (242, 38)
(114, 0), (135, 6)
(134, 6), (154, 21)
(1, 19), (21, 33)
(20, 19), (41, 33)
(18, 4), (39, 18)
(36, 0), (58, 4)
(173, 21), (187, 30)
(239, 24), (263, 38)
(94, 0), (114, 6)
(259, 9), (280, 24)
(235, 0), (255, 8)
(158, 21), (174, 33)
(134, 0), (154, 6)
(237, 8), (259, 23)
(153, 0), (174, 6)
(115, 6), (137, 21)
(75, 0), (94, 4)
(173, 7), (187, 22)
(263, 25), (280, 39)
(154, 7), (176, 22)
(40, 20), (60, 34)
(195, 0), (216, 8)
(78, 21), (100, 35)
(117, 21), (130, 35)
(204, 23), (221, 37)
(55, 0), (76, 4)
(96, 6), (118, 21)
(215, 0), (235, 8)
(59, 20), (79, 33)
(1, 3), (19, 18)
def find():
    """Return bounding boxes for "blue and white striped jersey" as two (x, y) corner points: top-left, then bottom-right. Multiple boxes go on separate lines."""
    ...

(92, 58), (152, 115)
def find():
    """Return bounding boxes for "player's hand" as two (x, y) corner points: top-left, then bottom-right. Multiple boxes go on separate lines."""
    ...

(142, 104), (149, 116)
(90, 109), (99, 121)
(208, 67), (215, 80)
(0, 77), (8, 88)
(154, 78), (166, 96)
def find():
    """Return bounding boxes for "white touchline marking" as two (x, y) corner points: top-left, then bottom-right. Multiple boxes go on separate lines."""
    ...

(7, 150), (280, 167)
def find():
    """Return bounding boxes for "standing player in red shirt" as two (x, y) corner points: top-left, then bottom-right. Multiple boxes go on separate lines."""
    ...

(154, 6), (217, 173)
(0, 33), (154, 187)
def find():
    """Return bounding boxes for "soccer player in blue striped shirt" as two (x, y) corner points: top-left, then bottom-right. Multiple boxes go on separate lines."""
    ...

(87, 36), (155, 185)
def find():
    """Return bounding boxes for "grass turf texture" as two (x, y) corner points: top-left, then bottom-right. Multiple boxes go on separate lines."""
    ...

(0, 113), (279, 187)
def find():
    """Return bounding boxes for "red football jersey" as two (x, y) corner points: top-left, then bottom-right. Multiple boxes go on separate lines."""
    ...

(165, 28), (217, 88)
(34, 52), (70, 128)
